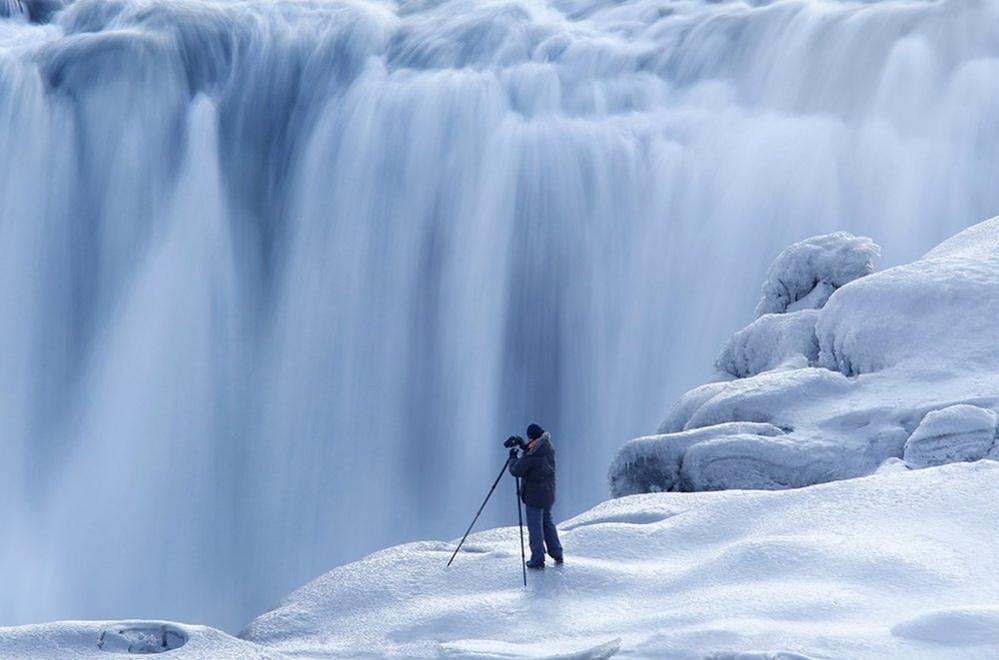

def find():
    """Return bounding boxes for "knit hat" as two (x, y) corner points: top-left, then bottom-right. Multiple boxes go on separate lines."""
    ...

(526, 423), (544, 440)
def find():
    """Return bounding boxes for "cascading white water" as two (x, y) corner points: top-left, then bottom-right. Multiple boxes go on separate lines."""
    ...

(3, 0), (999, 632)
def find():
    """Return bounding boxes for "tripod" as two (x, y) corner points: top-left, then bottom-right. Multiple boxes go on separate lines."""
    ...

(446, 458), (528, 587)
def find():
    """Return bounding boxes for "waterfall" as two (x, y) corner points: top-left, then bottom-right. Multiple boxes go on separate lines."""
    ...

(3, 0), (999, 631)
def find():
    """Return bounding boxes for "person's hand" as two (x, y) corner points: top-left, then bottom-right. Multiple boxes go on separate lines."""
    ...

(508, 447), (519, 459)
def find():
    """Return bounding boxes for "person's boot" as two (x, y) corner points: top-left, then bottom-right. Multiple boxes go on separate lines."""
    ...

(525, 559), (545, 570)
(551, 554), (564, 565)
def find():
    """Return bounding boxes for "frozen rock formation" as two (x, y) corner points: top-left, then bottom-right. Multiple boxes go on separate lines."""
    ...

(755, 232), (880, 316)
(612, 218), (999, 495)
(903, 404), (998, 469)
(716, 309), (820, 378)
(609, 422), (785, 497)
(817, 217), (999, 376)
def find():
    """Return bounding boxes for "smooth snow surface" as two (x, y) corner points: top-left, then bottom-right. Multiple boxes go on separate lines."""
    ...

(612, 217), (999, 495)
(5, 464), (999, 658)
(892, 609), (999, 646)
(0, 620), (281, 659)
(8, 0), (999, 629)
(239, 462), (999, 658)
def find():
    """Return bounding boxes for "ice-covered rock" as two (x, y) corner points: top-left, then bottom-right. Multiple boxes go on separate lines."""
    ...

(903, 404), (998, 469)
(818, 216), (999, 375)
(608, 422), (785, 496)
(617, 217), (999, 496)
(874, 457), (909, 475)
(681, 367), (851, 431)
(716, 231), (876, 380)
(682, 432), (845, 491)
(755, 232), (879, 316)
(716, 309), (820, 378)
(657, 380), (733, 434)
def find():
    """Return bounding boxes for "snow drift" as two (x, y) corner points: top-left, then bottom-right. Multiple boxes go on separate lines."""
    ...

(238, 462), (999, 659)
(5, 461), (999, 658)
(610, 219), (999, 497)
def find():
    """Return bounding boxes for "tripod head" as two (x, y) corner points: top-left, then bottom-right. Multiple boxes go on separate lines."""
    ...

(503, 435), (525, 449)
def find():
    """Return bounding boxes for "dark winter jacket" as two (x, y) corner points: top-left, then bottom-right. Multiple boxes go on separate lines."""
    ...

(508, 432), (556, 508)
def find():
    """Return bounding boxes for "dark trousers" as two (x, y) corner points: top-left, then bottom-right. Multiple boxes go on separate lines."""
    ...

(524, 504), (562, 563)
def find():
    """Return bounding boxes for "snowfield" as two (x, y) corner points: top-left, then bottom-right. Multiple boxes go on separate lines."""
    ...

(610, 217), (999, 497)
(240, 462), (999, 659)
(5, 462), (998, 658)
(0, 620), (283, 659)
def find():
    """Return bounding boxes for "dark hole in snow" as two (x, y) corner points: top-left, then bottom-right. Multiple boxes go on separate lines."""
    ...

(97, 624), (188, 654)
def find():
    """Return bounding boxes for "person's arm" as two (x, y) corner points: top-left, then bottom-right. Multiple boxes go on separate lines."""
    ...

(508, 450), (534, 478)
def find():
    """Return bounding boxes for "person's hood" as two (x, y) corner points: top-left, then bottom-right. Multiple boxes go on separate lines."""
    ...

(526, 431), (553, 455)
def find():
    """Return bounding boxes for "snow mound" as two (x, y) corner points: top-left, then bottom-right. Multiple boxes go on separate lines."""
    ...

(706, 653), (816, 660)
(904, 404), (998, 469)
(755, 232), (879, 316)
(439, 636), (621, 658)
(0, 621), (280, 659)
(891, 608), (999, 646)
(617, 216), (999, 495)
(716, 310), (820, 378)
(231, 462), (999, 658)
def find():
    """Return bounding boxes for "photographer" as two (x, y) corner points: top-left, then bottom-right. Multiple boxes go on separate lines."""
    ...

(507, 424), (563, 569)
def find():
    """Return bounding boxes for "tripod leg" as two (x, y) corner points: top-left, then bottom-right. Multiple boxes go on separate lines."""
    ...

(516, 477), (527, 587)
(447, 459), (510, 567)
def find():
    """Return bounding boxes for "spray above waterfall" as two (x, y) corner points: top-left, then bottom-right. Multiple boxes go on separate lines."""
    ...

(2, 0), (999, 632)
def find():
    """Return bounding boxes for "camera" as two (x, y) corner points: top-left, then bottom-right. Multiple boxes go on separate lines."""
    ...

(503, 435), (525, 449)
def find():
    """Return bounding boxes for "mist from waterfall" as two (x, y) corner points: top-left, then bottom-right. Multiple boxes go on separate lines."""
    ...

(3, 0), (999, 632)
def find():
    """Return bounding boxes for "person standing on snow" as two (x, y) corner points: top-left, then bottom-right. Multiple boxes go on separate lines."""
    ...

(508, 423), (563, 569)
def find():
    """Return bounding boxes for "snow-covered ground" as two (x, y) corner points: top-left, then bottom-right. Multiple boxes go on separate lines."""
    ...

(611, 217), (999, 496)
(0, 620), (282, 659)
(241, 461), (999, 659)
(5, 462), (998, 658)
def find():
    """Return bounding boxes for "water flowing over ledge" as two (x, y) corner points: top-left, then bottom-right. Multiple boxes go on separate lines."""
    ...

(2, 0), (999, 630)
